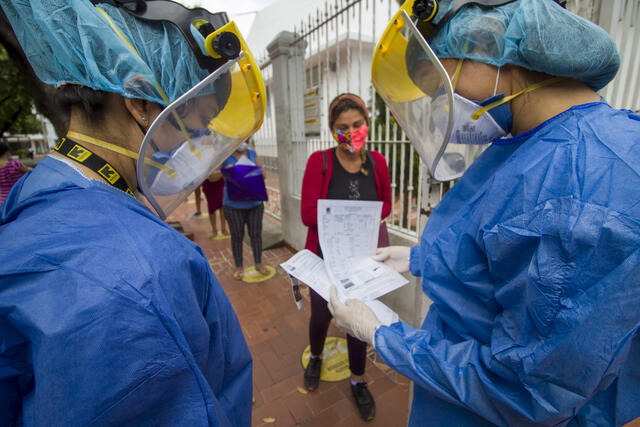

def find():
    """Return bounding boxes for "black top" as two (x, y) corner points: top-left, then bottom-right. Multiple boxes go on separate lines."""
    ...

(319, 149), (378, 258)
(326, 148), (378, 201)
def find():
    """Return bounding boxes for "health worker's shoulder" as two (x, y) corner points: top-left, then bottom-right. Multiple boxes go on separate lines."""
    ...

(6, 186), (206, 270)
(543, 102), (640, 148)
(495, 102), (640, 218)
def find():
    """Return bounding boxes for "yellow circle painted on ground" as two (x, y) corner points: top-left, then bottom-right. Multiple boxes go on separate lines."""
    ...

(242, 265), (276, 283)
(211, 233), (230, 240)
(301, 337), (350, 382)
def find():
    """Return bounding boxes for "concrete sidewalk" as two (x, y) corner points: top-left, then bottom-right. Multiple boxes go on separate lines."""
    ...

(168, 196), (410, 426)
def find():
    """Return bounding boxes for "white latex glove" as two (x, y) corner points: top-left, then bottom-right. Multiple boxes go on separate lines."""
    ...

(372, 245), (411, 273)
(328, 286), (382, 347)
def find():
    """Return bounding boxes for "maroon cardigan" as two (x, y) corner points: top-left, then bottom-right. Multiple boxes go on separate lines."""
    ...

(301, 148), (392, 252)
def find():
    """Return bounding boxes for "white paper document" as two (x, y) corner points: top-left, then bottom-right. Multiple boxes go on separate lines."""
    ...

(317, 199), (408, 301)
(280, 250), (399, 325)
(279, 199), (408, 324)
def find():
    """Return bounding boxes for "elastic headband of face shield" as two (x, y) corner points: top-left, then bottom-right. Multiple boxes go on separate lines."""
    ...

(410, 0), (566, 40)
(91, 0), (242, 72)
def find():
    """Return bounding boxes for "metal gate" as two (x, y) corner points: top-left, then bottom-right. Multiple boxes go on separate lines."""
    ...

(251, 0), (640, 227)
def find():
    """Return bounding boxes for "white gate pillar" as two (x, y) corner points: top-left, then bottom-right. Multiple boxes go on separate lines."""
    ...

(267, 32), (308, 248)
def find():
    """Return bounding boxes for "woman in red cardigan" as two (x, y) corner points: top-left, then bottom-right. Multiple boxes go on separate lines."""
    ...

(300, 93), (391, 421)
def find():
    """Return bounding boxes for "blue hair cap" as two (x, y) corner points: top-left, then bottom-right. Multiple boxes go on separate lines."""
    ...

(0, 0), (212, 106)
(429, 0), (620, 90)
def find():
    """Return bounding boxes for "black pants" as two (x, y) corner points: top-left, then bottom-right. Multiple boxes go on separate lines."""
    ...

(309, 288), (367, 376)
(223, 204), (264, 267)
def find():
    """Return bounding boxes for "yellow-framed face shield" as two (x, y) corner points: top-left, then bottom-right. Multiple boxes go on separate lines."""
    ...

(137, 20), (266, 219)
(372, 7), (458, 181)
(372, 0), (517, 181)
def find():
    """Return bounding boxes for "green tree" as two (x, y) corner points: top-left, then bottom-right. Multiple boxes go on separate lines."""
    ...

(0, 45), (41, 138)
(0, 7), (68, 138)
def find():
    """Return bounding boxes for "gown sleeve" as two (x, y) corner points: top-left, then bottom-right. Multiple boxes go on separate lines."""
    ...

(375, 197), (640, 425)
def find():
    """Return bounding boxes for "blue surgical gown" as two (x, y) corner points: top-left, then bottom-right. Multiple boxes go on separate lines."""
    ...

(0, 156), (252, 426)
(375, 101), (640, 426)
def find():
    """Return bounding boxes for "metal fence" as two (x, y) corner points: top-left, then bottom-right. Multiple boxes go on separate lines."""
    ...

(252, 0), (640, 229)
(263, 0), (429, 239)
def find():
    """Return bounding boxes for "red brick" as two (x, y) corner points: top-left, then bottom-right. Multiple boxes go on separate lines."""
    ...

(332, 412), (371, 427)
(279, 350), (301, 369)
(249, 338), (273, 356)
(260, 376), (298, 403)
(282, 387), (315, 424)
(246, 327), (280, 347)
(252, 399), (296, 427)
(259, 349), (285, 377)
(253, 386), (264, 408)
(268, 365), (300, 384)
(368, 373), (397, 398)
(253, 358), (274, 391)
(306, 385), (346, 414)
(302, 399), (350, 427)
(374, 390), (410, 426)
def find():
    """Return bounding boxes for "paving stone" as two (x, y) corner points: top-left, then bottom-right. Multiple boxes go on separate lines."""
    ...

(260, 376), (299, 403)
(252, 399), (296, 427)
(283, 389), (315, 424)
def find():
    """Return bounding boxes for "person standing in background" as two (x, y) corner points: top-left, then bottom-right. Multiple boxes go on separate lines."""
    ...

(222, 141), (270, 280)
(0, 142), (31, 206)
(300, 93), (392, 421)
(201, 169), (228, 238)
(192, 186), (202, 217)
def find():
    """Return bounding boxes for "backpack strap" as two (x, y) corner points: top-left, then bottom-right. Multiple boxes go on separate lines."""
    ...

(366, 150), (378, 174)
(322, 149), (327, 177)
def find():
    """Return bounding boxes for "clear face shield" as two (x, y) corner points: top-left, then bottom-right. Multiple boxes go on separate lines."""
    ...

(372, 1), (511, 181)
(137, 22), (266, 218)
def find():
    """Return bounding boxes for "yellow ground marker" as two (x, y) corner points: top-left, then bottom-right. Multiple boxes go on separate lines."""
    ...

(242, 265), (276, 283)
(210, 233), (230, 240)
(301, 337), (350, 382)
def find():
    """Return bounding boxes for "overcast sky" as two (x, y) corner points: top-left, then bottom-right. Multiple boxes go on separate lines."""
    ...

(176, 0), (280, 36)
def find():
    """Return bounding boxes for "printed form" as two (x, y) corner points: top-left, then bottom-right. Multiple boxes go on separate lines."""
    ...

(317, 199), (407, 301)
(280, 200), (408, 324)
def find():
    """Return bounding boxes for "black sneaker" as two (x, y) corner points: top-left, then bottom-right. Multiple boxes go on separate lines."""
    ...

(304, 357), (322, 391)
(351, 381), (375, 421)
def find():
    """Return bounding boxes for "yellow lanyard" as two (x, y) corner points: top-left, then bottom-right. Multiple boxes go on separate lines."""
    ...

(451, 58), (566, 120)
(67, 131), (176, 178)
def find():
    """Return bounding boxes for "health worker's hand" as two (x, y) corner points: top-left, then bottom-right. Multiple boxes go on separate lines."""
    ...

(328, 286), (382, 347)
(372, 246), (411, 273)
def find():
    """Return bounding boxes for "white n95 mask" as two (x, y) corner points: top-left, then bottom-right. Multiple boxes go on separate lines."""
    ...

(147, 130), (219, 196)
(431, 92), (508, 145)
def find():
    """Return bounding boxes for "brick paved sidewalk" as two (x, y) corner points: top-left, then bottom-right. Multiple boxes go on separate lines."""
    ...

(168, 195), (410, 426)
